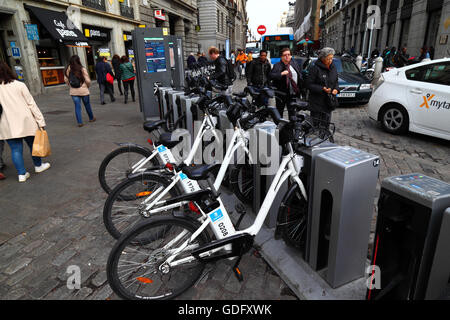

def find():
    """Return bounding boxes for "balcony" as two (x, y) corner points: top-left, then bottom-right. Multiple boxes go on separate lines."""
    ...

(82, 0), (106, 12)
(120, 3), (134, 19)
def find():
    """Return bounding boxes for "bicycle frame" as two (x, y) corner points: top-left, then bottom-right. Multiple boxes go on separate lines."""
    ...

(161, 144), (308, 268)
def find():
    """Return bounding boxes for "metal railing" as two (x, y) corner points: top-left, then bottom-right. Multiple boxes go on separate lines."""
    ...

(82, 0), (106, 11)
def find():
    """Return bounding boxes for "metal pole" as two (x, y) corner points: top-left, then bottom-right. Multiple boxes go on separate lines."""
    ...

(368, 19), (374, 58)
(362, 27), (368, 57)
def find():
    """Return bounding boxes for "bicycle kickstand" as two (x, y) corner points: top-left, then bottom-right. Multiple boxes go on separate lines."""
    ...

(232, 255), (244, 282)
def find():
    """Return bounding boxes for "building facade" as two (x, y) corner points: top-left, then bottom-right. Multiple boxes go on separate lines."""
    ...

(139, 0), (198, 60)
(321, 0), (450, 59)
(293, 0), (322, 48)
(197, 0), (247, 54)
(0, 0), (141, 95)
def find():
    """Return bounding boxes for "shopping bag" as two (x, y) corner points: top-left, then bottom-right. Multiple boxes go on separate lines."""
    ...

(32, 129), (51, 157)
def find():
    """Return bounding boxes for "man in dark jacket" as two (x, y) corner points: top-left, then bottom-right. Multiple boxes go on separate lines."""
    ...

(208, 46), (232, 93)
(187, 53), (196, 69)
(197, 52), (208, 66)
(305, 47), (339, 128)
(95, 56), (115, 104)
(246, 50), (272, 105)
(269, 47), (302, 118)
(394, 47), (410, 68)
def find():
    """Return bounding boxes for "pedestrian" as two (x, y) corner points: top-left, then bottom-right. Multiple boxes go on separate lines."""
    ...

(230, 50), (236, 68)
(269, 47), (302, 118)
(247, 51), (253, 63)
(187, 53), (196, 70)
(208, 46), (233, 94)
(245, 50), (272, 105)
(197, 52), (208, 66)
(236, 50), (248, 80)
(64, 55), (96, 127)
(95, 56), (115, 105)
(0, 61), (50, 182)
(394, 47), (409, 68)
(429, 46), (435, 60)
(0, 140), (5, 180)
(119, 55), (136, 104)
(111, 54), (123, 96)
(305, 47), (339, 129)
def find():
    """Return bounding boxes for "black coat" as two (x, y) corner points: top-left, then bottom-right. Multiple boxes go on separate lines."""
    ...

(305, 59), (339, 113)
(111, 58), (121, 79)
(95, 61), (113, 85)
(269, 59), (302, 94)
(246, 59), (271, 87)
(210, 56), (231, 86)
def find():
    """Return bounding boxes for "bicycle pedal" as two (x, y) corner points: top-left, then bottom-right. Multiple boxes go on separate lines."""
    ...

(233, 266), (244, 282)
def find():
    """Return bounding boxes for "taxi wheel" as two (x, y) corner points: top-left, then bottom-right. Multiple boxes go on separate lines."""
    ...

(380, 104), (409, 135)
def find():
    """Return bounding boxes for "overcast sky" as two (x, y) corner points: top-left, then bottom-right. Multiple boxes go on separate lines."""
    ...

(246, 0), (293, 40)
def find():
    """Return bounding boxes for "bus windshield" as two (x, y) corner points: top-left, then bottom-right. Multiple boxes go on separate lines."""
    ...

(263, 40), (294, 59)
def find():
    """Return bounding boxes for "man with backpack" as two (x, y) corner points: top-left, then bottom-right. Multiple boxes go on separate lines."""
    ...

(208, 46), (235, 94)
(246, 50), (272, 106)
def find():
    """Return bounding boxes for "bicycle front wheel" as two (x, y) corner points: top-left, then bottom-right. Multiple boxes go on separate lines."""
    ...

(107, 216), (209, 300)
(229, 164), (254, 205)
(103, 173), (180, 239)
(98, 145), (159, 195)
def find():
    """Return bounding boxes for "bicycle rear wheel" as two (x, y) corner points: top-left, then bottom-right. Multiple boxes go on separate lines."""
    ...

(98, 145), (159, 195)
(107, 216), (209, 300)
(277, 184), (308, 249)
(103, 173), (180, 239)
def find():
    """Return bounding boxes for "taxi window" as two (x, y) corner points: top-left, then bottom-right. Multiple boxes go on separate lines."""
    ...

(406, 62), (450, 86)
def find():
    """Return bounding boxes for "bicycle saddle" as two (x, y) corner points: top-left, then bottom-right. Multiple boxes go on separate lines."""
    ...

(158, 132), (183, 149)
(233, 91), (247, 98)
(289, 100), (309, 111)
(143, 120), (165, 133)
(181, 163), (221, 181)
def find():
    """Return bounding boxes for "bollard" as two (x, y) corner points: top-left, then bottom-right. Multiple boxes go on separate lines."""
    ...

(372, 56), (383, 83)
(356, 55), (363, 70)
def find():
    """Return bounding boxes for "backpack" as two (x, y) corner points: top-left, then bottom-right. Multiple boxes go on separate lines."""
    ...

(68, 71), (81, 88)
(225, 58), (236, 83)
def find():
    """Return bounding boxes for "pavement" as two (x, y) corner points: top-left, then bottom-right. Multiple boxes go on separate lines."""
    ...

(0, 78), (449, 300)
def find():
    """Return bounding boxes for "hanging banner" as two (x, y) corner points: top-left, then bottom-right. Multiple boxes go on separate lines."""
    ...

(154, 9), (166, 21)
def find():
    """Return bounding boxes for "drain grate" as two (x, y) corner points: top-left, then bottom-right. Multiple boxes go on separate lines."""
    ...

(45, 110), (70, 115)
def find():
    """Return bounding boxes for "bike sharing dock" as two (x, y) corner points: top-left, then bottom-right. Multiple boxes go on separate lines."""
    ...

(132, 27), (450, 300)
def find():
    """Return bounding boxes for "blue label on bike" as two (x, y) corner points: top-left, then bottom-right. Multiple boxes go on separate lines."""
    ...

(209, 209), (223, 222)
(157, 145), (167, 153)
(179, 172), (187, 180)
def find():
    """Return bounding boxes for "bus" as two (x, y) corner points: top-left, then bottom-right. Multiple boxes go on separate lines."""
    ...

(261, 27), (295, 65)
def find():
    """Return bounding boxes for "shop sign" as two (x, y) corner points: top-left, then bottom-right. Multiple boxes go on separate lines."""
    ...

(83, 26), (110, 41)
(25, 24), (39, 41)
(54, 20), (78, 38)
(123, 34), (132, 41)
(154, 10), (165, 21)
(41, 69), (64, 86)
(162, 28), (169, 36)
(99, 48), (111, 57)
(128, 49), (134, 58)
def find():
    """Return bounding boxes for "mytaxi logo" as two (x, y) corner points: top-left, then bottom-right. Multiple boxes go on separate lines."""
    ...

(420, 94), (450, 111)
(420, 94), (434, 109)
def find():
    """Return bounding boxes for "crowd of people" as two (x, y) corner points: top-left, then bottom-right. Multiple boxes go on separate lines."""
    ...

(0, 51), (136, 182)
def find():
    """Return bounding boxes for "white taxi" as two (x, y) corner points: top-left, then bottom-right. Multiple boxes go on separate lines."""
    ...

(368, 58), (450, 140)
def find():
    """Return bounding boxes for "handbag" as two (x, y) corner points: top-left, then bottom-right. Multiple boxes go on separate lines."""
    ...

(324, 73), (339, 110)
(32, 129), (51, 157)
(106, 72), (114, 85)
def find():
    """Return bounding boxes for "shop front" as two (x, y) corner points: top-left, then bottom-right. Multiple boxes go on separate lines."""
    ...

(24, 5), (89, 87)
(82, 24), (112, 80)
(123, 31), (134, 61)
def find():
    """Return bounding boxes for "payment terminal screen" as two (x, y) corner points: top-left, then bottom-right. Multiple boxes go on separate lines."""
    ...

(144, 38), (167, 73)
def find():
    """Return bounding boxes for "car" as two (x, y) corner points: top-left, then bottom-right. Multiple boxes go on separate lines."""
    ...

(294, 55), (373, 105)
(368, 58), (450, 140)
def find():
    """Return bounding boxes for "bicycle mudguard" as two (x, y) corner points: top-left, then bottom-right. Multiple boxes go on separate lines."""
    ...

(274, 183), (299, 240)
(114, 142), (152, 154)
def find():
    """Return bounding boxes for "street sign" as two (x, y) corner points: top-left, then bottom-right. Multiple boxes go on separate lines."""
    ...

(11, 47), (21, 58)
(25, 24), (39, 41)
(257, 25), (266, 35)
(154, 10), (165, 21)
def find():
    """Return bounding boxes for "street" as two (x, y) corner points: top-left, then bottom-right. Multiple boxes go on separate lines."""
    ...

(0, 77), (449, 300)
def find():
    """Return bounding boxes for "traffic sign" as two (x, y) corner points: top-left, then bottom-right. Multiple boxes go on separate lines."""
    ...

(257, 25), (266, 35)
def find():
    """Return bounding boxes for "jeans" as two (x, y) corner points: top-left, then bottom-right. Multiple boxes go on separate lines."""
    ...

(0, 140), (4, 168)
(71, 95), (94, 124)
(123, 79), (135, 101)
(6, 136), (42, 175)
(99, 83), (114, 103)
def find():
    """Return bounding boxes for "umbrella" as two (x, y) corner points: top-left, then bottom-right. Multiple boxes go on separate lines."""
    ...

(298, 39), (314, 45)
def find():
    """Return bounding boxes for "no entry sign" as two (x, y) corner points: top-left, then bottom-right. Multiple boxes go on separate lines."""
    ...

(257, 25), (266, 35)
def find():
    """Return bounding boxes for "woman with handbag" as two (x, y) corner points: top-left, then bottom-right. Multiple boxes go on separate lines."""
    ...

(305, 47), (339, 129)
(119, 55), (136, 104)
(64, 55), (96, 127)
(0, 62), (50, 182)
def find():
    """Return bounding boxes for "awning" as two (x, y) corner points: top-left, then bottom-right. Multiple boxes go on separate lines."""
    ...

(25, 5), (89, 47)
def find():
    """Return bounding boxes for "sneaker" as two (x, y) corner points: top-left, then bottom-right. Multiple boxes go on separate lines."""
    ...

(18, 172), (30, 182)
(35, 162), (51, 173)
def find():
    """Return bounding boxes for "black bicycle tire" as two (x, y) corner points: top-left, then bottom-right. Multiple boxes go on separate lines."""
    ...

(107, 216), (210, 300)
(277, 184), (308, 249)
(98, 145), (157, 195)
(103, 172), (181, 240)
(229, 163), (254, 205)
